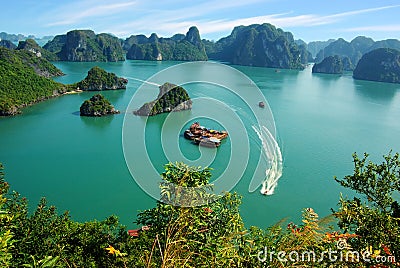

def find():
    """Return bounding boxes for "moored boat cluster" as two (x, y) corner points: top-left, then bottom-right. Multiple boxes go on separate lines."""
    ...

(184, 122), (228, 148)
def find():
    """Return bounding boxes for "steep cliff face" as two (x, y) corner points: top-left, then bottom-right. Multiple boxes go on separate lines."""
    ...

(353, 48), (400, 84)
(80, 94), (119, 116)
(43, 30), (124, 62)
(0, 40), (16, 50)
(312, 55), (343, 74)
(134, 82), (192, 116)
(0, 47), (65, 115)
(208, 23), (307, 69)
(16, 39), (58, 61)
(75, 66), (128, 91)
(315, 36), (400, 70)
(125, 26), (207, 61)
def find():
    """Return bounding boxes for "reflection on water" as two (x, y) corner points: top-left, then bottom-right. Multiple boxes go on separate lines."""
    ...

(80, 114), (116, 128)
(353, 79), (400, 103)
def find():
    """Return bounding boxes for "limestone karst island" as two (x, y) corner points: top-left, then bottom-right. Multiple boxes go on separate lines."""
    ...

(1, 1), (400, 267)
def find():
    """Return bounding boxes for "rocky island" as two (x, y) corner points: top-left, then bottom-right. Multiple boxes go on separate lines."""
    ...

(44, 30), (125, 62)
(0, 47), (65, 116)
(134, 82), (192, 116)
(353, 48), (400, 84)
(312, 55), (344, 74)
(206, 23), (310, 69)
(80, 94), (120, 117)
(73, 66), (128, 91)
(125, 26), (207, 61)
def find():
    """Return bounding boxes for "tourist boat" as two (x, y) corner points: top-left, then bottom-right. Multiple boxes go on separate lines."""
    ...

(194, 137), (221, 148)
(184, 122), (228, 147)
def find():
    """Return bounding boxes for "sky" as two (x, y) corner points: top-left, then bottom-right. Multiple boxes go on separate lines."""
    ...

(1, 0), (400, 42)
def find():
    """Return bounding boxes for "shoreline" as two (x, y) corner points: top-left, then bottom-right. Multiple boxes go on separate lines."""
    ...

(64, 89), (83, 95)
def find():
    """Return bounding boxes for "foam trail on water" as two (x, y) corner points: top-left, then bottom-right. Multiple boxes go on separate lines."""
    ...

(126, 77), (161, 87)
(252, 125), (283, 195)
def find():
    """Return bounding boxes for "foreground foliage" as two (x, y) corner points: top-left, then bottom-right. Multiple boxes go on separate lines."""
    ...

(0, 153), (399, 267)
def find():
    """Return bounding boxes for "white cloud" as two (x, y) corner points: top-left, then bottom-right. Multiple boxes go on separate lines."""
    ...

(341, 24), (400, 33)
(47, 1), (137, 26)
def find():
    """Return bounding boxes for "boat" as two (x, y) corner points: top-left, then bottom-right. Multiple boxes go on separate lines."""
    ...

(194, 137), (221, 148)
(184, 122), (228, 147)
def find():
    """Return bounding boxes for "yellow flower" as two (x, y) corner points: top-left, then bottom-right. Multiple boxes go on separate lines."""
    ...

(105, 245), (117, 255)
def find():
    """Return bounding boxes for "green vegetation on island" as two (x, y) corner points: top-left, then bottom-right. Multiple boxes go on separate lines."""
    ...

(0, 47), (127, 116)
(80, 94), (120, 117)
(206, 23), (309, 69)
(125, 26), (207, 61)
(0, 152), (399, 267)
(134, 82), (192, 116)
(0, 47), (65, 116)
(353, 48), (400, 84)
(312, 55), (344, 74)
(74, 66), (128, 91)
(16, 39), (58, 61)
(44, 30), (125, 62)
(315, 36), (400, 70)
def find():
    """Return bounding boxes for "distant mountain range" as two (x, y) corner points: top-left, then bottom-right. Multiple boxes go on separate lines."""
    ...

(0, 25), (311, 69)
(1, 25), (400, 78)
(0, 32), (53, 46)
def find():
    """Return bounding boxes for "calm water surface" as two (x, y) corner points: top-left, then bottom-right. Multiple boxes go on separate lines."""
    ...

(0, 61), (399, 228)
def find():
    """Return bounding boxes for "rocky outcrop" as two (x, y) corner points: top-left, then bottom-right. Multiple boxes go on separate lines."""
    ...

(80, 94), (120, 116)
(134, 82), (192, 116)
(207, 23), (308, 69)
(353, 48), (400, 84)
(125, 26), (207, 61)
(75, 66), (128, 91)
(0, 40), (16, 50)
(312, 55), (343, 74)
(0, 47), (66, 116)
(16, 39), (58, 61)
(315, 36), (400, 70)
(43, 30), (125, 62)
(306, 39), (335, 58)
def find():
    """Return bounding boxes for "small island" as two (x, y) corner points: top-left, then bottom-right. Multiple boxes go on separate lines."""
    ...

(80, 94), (120, 117)
(312, 55), (344, 74)
(353, 48), (400, 84)
(134, 82), (192, 116)
(73, 66), (128, 91)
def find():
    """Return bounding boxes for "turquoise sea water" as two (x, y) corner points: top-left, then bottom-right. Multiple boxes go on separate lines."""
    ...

(0, 60), (399, 229)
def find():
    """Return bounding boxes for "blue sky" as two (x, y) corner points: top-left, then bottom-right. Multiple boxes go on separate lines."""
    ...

(2, 0), (400, 42)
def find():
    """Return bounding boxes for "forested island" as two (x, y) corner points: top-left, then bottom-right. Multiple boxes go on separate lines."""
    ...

(125, 26), (207, 61)
(80, 94), (120, 116)
(206, 23), (311, 69)
(2, 25), (400, 82)
(312, 55), (344, 74)
(44, 30), (125, 62)
(0, 47), (65, 115)
(0, 46), (128, 116)
(353, 48), (400, 83)
(134, 82), (192, 116)
(2, 22), (400, 116)
(73, 66), (128, 91)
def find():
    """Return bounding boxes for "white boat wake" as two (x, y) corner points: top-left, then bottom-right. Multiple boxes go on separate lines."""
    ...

(126, 77), (161, 87)
(252, 125), (283, 195)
